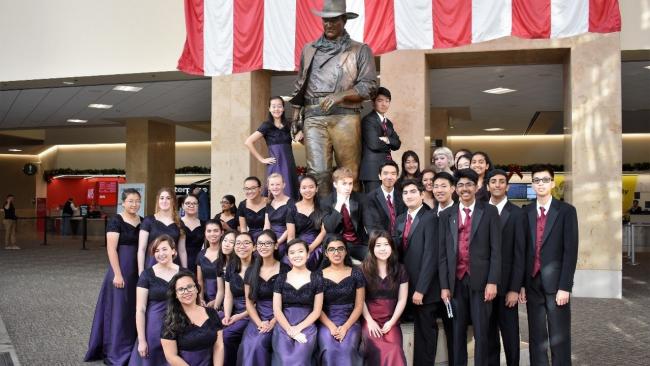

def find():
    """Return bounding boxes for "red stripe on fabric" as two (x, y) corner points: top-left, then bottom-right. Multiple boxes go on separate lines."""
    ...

(512, 0), (551, 38)
(232, 0), (264, 73)
(177, 0), (205, 75)
(433, 0), (472, 48)
(295, 0), (324, 70)
(589, 0), (621, 33)
(364, 0), (396, 54)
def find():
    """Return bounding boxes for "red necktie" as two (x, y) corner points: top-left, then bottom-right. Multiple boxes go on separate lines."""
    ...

(386, 194), (396, 235)
(532, 207), (547, 277)
(402, 213), (413, 250)
(381, 119), (392, 161)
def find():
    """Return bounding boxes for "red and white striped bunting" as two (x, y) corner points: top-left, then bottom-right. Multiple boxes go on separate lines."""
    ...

(178, 0), (621, 76)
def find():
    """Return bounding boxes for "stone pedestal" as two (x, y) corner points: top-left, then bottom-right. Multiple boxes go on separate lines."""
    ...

(125, 119), (175, 214)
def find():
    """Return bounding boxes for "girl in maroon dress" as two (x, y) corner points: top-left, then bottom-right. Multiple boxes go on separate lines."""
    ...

(361, 230), (409, 366)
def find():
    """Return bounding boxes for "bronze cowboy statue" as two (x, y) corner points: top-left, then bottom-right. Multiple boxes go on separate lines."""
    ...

(290, 0), (377, 194)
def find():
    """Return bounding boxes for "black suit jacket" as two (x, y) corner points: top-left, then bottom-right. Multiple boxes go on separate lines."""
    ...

(322, 192), (368, 243)
(364, 187), (406, 234)
(523, 199), (578, 293)
(497, 201), (526, 295)
(359, 111), (401, 181)
(439, 201), (502, 295)
(394, 208), (440, 304)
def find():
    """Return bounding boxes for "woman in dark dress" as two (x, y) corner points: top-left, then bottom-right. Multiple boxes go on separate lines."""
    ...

(272, 239), (324, 365)
(396, 150), (423, 190)
(238, 177), (266, 243)
(220, 231), (254, 366)
(264, 173), (294, 256)
(421, 168), (436, 210)
(317, 235), (365, 366)
(181, 193), (205, 273)
(240, 230), (289, 366)
(470, 151), (494, 202)
(161, 270), (224, 366)
(85, 189), (142, 365)
(361, 231), (409, 366)
(244, 96), (299, 199)
(129, 235), (181, 366)
(214, 195), (238, 231)
(138, 187), (187, 274)
(196, 221), (227, 309)
(286, 175), (326, 270)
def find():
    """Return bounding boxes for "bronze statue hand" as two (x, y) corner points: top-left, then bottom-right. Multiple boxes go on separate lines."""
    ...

(319, 93), (343, 113)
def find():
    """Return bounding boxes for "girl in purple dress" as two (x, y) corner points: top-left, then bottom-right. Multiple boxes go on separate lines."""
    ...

(196, 222), (228, 309)
(181, 193), (205, 273)
(214, 195), (238, 231)
(239, 230), (290, 366)
(264, 173), (295, 257)
(85, 189), (142, 365)
(129, 235), (181, 366)
(361, 231), (409, 366)
(244, 96), (299, 199)
(220, 231), (254, 366)
(317, 235), (365, 366)
(272, 239), (324, 366)
(238, 177), (266, 243)
(138, 187), (187, 274)
(286, 175), (326, 270)
(161, 270), (224, 366)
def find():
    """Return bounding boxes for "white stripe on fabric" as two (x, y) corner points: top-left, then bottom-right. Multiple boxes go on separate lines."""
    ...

(395, 0), (433, 49)
(263, 0), (296, 71)
(551, 0), (588, 38)
(345, 0), (365, 42)
(472, 0), (512, 43)
(204, 0), (233, 76)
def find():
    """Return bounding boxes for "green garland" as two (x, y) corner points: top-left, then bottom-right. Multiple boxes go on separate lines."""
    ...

(495, 163), (650, 172)
(43, 166), (211, 182)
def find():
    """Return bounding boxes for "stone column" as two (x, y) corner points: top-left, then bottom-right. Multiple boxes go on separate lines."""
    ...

(380, 51), (431, 169)
(564, 33), (622, 298)
(125, 119), (175, 215)
(210, 71), (270, 217)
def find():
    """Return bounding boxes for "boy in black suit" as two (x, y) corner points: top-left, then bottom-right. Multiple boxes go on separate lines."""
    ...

(486, 169), (526, 366)
(364, 160), (406, 235)
(439, 169), (501, 366)
(393, 179), (440, 366)
(322, 167), (369, 261)
(359, 87), (401, 193)
(520, 165), (578, 366)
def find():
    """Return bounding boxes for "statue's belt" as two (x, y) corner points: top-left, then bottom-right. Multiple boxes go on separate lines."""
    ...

(304, 102), (359, 118)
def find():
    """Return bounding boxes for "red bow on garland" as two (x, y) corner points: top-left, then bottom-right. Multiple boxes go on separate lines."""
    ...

(507, 164), (523, 181)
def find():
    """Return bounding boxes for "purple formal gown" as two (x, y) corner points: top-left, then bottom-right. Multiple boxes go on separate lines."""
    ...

(161, 307), (223, 366)
(182, 220), (205, 273)
(317, 267), (365, 366)
(236, 201), (266, 243)
(85, 215), (141, 365)
(272, 271), (323, 366)
(361, 265), (409, 366)
(257, 121), (299, 200)
(285, 206), (322, 270)
(140, 216), (182, 269)
(238, 263), (290, 366)
(267, 199), (294, 258)
(128, 268), (174, 366)
(196, 248), (223, 304)
(223, 264), (250, 366)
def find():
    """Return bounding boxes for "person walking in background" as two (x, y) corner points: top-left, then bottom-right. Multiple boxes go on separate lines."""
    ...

(190, 184), (211, 222)
(3, 194), (19, 249)
(62, 197), (76, 236)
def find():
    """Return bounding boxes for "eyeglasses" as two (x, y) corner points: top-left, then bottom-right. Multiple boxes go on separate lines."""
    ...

(257, 241), (275, 248)
(326, 246), (346, 254)
(184, 202), (198, 207)
(220, 200), (231, 205)
(176, 284), (197, 294)
(532, 177), (553, 184)
(243, 186), (260, 192)
(456, 182), (476, 188)
(235, 240), (253, 247)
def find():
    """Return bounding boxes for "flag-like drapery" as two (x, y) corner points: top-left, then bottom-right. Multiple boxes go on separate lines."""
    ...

(177, 0), (621, 76)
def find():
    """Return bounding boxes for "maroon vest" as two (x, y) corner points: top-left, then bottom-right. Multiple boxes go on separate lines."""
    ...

(456, 208), (472, 280)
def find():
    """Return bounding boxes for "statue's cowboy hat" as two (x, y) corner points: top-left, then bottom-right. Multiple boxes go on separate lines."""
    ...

(311, 0), (358, 19)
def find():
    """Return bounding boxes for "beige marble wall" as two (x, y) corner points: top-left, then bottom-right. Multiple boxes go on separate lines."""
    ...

(125, 119), (176, 215)
(210, 71), (270, 217)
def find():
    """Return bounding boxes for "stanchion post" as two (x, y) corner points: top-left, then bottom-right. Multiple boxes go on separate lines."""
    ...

(82, 216), (88, 250)
(103, 216), (108, 247)
(630, 224), (637, 266)
(41, 216), (48, 246)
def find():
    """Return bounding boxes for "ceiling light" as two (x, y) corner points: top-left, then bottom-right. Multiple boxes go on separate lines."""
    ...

(62, 81), (75, 85)
(67, 119), (88, 123)
(113, 85), (142, 92)
(88, 103), (112, 109)
(482, 87), (516, 94)
(645, 66), (650, 70)
(8, 148), (22, 152)
(483, 128), (505, 132)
